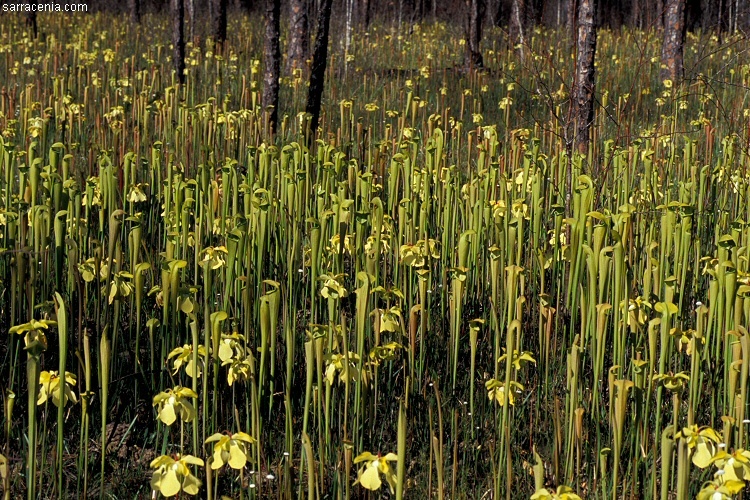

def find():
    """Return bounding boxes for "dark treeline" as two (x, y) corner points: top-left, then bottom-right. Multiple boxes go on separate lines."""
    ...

(88, 0), (748, 34)
(78, 0), (747, 150)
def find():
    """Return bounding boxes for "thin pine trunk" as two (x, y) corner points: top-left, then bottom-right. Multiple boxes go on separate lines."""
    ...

(26, 1), (38, 38)
(263, 0), (281, 134)
(510, 0), (526, 58)
(187, 0), (195, 39)
(567, 0), (577, 39)
(287, 0), (309, 73)
(213, 0), (228, 45)
(660, 0), (686, 84)
(346, 0), (354, 56)
(572, 0), (596, 154)
(130, 0), (141, 24)
(306, 0), (334, 142)
(363, 0), (371, 28)
(171, 0), (186, 84)
(465, 0), (484, 68)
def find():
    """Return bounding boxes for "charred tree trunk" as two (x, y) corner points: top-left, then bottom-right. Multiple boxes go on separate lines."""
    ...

(660, 0), (686, 84)
(572, 0), (596, 154)
(129, 0), (141, 24)
(306, 0), (334, 142)
(287, 0), (308, 73)
(187, 0), (195, 39)
(263, 0), (281, 134)
(363, 0), (371, 28)
(510, 0), (526, 57)
(656, 0), (664, 28)
(567, 0), (577, 39)
(26, 1), (38, 38)
(465, 0), (485, 68)
(171, 0), (186, 84)
(212, 0), (228, 45)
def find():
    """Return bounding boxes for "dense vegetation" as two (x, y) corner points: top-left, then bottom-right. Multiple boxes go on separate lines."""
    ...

(1, 9), (750, 500)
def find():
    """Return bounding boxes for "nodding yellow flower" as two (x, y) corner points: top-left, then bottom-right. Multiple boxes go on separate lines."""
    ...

(696, 479), (745, 500)
(152, 386), (198, 426)
(205, 431), (256, 470)
(676, 424), (722, 468)
(167, 344), (207, 378)
(107, 270), (134, 304)
(368, 342), (403, 367)
(224, 354), (252, 387)
(27, 116), (44, 138)
(662, 79), (673, 89)
(499, 97), (513, 110)
(38, 370), (77, 407)
(710, 449), (750, 482)
(530, 485), (582, 500)
(149, 454), (204, 497)
(652, 371), (689, 392)
(353, 452), (398, 493)
(127, 183), (148, 203)
(9, 319), (55, 353)
(200, 246), (228, 270)
(328, 234), (352, 255)
(377, 306), (403, 333)
(485, 379), (524, 406)
(324, 352), (362, 385)
(319, 273), (348, 300)
(497, 349), (537, 371)
(364, 103), (379, 112)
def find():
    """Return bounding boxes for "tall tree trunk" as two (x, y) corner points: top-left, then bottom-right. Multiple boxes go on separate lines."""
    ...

(510, 0), (526, 58)
(531, 0), (545, 24)
(129, 0), (141, 24)
(572, 0), (596, 154)
(306, 0), (334, 142)
(263, 0), (281, 134)
(346, 0), (354, 56)
(656, 0), (664, 28)
(363, 0), (371, 28)
(212, 0), (228, 45)
(660, 0), (686, 84)
(171, 0), (186, 84)
(26, 0), (38, 38)
(465, 0), (484, 68)
(287, 0), (309, 73)
(567, 0), (577, 39)
(187, 0), (195, 39)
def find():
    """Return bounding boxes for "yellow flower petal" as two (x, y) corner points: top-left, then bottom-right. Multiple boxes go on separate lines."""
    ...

(359, 463), (382, 490)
